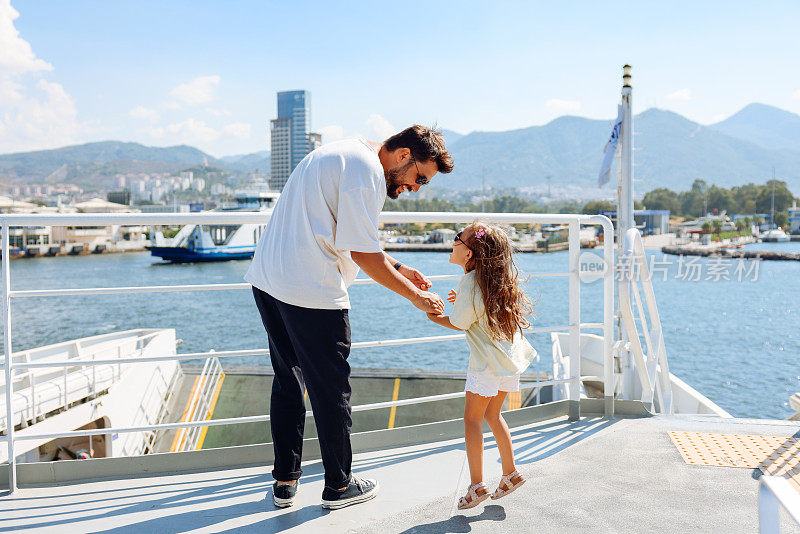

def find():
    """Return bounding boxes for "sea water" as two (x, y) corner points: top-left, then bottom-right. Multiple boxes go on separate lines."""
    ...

(3, 243), (799, 419)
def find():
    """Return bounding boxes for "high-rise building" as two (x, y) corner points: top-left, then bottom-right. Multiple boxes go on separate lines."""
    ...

(269, 90), (321, 190)
(307, 132), (322, 152)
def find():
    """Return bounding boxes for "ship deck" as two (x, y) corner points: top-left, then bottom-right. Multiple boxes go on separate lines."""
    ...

(2, 401), (800, 533)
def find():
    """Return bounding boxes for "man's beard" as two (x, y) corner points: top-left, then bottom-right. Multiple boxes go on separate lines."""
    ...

(385, 161), (412, 199)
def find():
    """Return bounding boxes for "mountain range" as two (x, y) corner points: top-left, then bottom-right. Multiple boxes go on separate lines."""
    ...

(1, 103), (799, 194)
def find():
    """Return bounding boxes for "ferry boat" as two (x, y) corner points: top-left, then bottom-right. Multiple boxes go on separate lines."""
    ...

(2, 67), (798, 532)
(147, 188), (278, 262)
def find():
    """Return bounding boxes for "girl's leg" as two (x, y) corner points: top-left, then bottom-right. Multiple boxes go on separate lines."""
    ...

(464, 392), (492, 486)
(484, 392), (516, 475)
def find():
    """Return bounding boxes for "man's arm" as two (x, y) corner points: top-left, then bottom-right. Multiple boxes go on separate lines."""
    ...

(350, 251), (443, 314)
(383, 251), (431, 290)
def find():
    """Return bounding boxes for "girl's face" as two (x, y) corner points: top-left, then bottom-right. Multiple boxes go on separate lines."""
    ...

(449, 229), (473, 271)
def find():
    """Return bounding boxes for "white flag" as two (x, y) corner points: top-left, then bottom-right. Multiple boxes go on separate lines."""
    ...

(598, 105), (623, 187)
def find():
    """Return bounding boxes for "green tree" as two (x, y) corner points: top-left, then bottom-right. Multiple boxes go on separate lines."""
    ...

(642, 188), (680, 214)
(581, 200), (615, 214)
(701, 221), (712, 234)
(711, 220), (722, 234)
(730, 183), (760, 214)
(755, 180), (795, 214)
(707, 185), (733, 215)
(680, 179), (709, 217)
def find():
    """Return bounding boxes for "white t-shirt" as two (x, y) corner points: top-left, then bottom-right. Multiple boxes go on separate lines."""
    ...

(244, 138), (386, 309)
(450, 271), (537, 376)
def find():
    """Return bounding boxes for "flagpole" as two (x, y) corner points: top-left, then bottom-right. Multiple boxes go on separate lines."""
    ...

(616, 64), (634, 400)
(619, 65), (633, 256)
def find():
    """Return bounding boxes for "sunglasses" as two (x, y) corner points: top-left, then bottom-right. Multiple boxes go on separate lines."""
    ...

(409, 152), (430, 185)
(454, 231), (473, 250)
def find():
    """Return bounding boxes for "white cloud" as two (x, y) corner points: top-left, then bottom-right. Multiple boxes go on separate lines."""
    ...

(667, 88), (692, 101)
(545, 99), (581, 114)
(163, 100), (182, 110)
(364, 113), (395, 140)
(0, 0), (53, 74)
(169, 75), (220, 105)
(0, 78), (23, 103)
(0, 1), (84, 152)
(221, 122), (251, 139)
(205, 107), (231, 117)
(318, 125), (345, 144)
(3, 80), (80, 150)
(161, 118), (220, 143)
(792, 89), (800, 100)
(129, 105), (159, 121)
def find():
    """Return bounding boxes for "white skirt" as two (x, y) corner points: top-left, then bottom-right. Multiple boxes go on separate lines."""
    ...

(465, 369), (520, 398)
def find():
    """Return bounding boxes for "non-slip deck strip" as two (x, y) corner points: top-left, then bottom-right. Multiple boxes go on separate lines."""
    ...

(669, 431), (800, 490)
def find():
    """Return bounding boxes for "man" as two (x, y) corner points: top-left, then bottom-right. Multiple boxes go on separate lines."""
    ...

(245, 125), (454, 509)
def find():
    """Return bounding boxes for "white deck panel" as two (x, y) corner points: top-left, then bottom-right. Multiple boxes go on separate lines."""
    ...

(1, 414), (799, 533)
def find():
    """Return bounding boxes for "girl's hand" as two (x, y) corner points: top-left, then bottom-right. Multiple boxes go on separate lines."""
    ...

(447, 290), (457, 304)
(398, 264), (432, 291)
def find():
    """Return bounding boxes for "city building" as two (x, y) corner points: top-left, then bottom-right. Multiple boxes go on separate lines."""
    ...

(307, 132), (322, 152)
(51, 199), (148, 253)
(107, 190), (131, 205)
(599, 210), (671, 236)
(269, 90), (321, 190)
(789, 201), (800, 234)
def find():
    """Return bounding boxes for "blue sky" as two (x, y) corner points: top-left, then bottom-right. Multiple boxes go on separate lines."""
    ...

(2, 0), (799, 156)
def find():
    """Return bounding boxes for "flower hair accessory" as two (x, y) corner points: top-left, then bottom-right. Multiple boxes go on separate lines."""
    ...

(474, 227), (486, 239)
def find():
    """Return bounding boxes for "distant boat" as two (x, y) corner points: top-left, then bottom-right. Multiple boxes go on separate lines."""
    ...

(147, 188), (278, 263)
(761, 227), (789, 242)
(762, 171), (789, 242)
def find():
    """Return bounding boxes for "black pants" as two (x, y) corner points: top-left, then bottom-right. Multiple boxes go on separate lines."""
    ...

(252, 287), (353, 489)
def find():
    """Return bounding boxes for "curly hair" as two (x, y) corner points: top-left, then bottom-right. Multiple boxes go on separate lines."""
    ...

(462, 221), (533, 342)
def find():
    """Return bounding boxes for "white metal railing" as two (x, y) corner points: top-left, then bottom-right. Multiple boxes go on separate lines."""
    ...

(142, 365), (183, 455)
(1, 211), (615, 492)
(618, 228), (673, 414)
(168, 356), (223, 452)
(0, 333), (156, 432)
(759, 475), (800, 533)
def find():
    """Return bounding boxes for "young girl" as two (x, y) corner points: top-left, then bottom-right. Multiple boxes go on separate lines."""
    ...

(427, 221), (536, 510)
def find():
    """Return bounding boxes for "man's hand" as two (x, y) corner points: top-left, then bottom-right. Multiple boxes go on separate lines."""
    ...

(398, 265), (432, 291)
(412, 290), (445, 315)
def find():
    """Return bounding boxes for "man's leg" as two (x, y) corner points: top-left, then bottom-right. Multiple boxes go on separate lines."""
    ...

(277, 303), (353, 490)
(252, 287), (306, 484)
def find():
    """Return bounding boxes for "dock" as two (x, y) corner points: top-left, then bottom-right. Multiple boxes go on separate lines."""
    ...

(663, 245), (800, 261)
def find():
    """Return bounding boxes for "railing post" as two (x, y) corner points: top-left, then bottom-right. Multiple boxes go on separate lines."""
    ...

(568, 219), (581, 420)
(760, 477), (783, 534)
(602, 218), (615, 416)
(2, 221), (17, 492)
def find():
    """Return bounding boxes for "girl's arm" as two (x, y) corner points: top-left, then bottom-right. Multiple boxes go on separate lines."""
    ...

(427, 312), (463, 331)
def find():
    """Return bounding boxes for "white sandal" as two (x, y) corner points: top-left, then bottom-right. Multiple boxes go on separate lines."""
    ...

(491, 470), (525, 499)
(457, 482), (490, 510)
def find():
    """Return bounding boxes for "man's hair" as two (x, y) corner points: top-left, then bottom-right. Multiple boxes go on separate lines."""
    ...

(384, 125), (454, 174)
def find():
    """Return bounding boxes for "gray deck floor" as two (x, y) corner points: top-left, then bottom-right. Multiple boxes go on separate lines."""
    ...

(1, 414), (799, 533)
